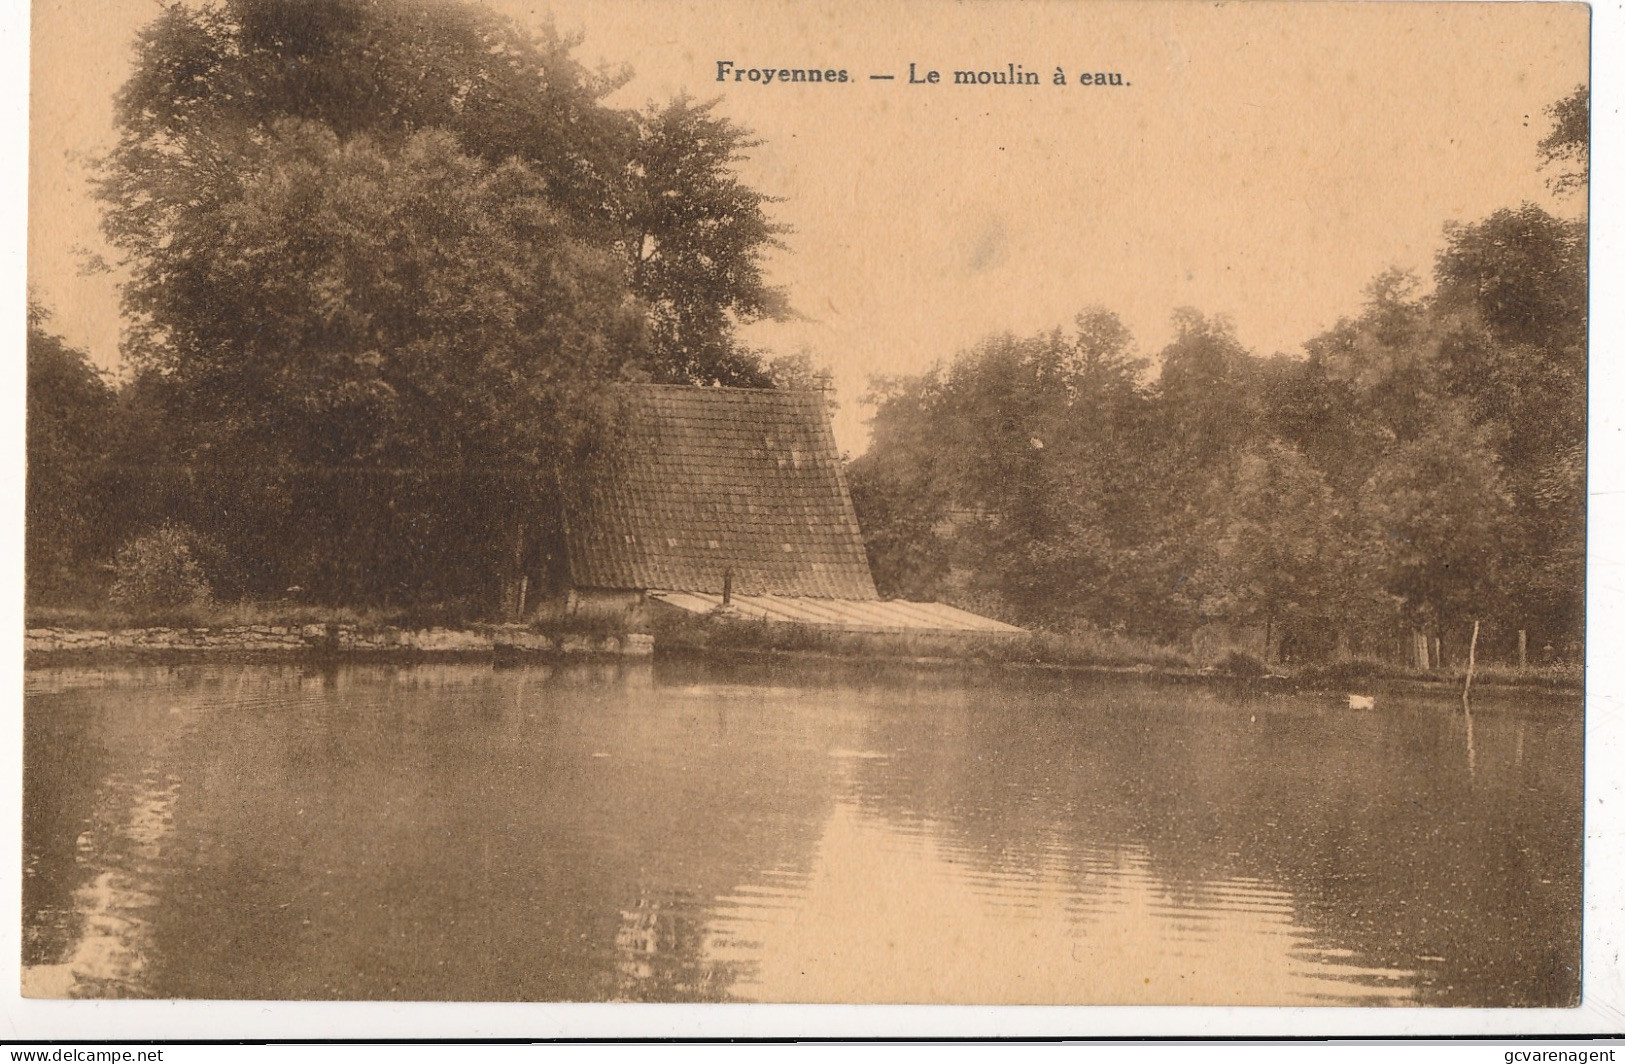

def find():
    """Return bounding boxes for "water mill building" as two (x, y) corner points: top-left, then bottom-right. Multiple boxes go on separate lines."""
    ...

(560, 383), (1020, 636)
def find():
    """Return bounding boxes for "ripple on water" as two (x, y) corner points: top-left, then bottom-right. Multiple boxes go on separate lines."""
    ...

(23, 662), (1579, 1005)
(701, 797), (1418, 1005)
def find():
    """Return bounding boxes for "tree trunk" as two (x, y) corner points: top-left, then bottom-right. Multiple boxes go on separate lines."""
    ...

(1463, 618), (1480, 709)
(501, 522), (527, 622)
(1518, 628), (1528, 670)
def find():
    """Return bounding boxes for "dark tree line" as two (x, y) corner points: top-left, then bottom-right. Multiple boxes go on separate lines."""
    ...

(27, 302), (122, 601)
(30, 0), (790, 614)
(851, 87), (1587, 666)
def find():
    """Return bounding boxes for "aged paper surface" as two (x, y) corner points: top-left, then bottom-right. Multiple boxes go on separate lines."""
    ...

(12, 0), (1620, 1039)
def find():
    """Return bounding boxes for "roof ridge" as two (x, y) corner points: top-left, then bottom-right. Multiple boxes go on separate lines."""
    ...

(613, 382), (827, 397)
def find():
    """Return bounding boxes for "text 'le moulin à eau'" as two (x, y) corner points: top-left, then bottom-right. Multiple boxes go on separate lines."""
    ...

(714, 61), (1129, 87)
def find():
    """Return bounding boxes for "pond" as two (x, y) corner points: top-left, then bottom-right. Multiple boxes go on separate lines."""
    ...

(22, 659), (1582, 1005)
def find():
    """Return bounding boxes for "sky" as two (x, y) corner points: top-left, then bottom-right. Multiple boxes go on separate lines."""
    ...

(26, 0), (1589, 453)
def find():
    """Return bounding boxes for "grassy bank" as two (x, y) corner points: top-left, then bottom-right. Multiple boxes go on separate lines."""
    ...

(27, 592), (656, 637)
(653, 613), (1583, 691)
(27, 602), (1582, 691)
(1291, 656), (1581, 691)
(653, 612), (1191, 670)
(26, 600), (490, 632)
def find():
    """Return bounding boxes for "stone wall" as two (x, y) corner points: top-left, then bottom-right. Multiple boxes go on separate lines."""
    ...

(24, 624), (654, 660)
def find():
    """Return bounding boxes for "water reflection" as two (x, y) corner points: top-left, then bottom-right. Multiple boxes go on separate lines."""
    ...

(21, 771), (177, 998)
(22, 661), (1581, 1005)
(706, 798), (1415, 1004)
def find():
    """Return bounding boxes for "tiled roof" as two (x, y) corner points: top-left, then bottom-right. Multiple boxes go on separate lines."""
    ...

(565, 384), (878, 600)
(649, 591), (1025, 633)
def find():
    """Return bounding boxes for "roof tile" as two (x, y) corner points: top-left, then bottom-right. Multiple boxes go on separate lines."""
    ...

(565, 384), (878, 600)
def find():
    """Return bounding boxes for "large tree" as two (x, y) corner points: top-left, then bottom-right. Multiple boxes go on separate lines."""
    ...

(26, 303), (121, 600)
(1299, 269), (1443, 452)
(1359, 409), (1512, 663)
(1190, 439), (1343, 660)
(134, 124), (638, 603)
(101, 0), (615, 361)
(101, 0), (785, 384)
(852, 310), (1178, 631)
(95, 0), (789, 604)
(620, 98), (791, 386)
(1155, 309), (1260, 462)
(1431, 204), (1588, 648)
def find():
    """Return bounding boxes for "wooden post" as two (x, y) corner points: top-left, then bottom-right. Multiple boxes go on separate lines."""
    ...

(506, 522), (527, 622)
(1464, 689), (1477, 776)
(1518, 629), (1528, 670)
(723, 567), (733, 607)
(1463, 618), (1480, 709)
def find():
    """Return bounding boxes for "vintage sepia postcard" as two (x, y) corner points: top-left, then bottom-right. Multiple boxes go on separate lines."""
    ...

(12, 0), (1617, 1038)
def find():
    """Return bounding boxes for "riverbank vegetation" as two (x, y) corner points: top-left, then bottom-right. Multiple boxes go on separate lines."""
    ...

(25, 598), (486, 635)
(29, 0), (792, 617)
(27, 0), (1587, 681)
(849, 87), (1588, 676)
(653, 613), (1581, 690)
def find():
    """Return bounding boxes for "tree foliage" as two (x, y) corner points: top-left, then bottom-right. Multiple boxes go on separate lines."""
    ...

(856, 89), (1586, 661)
(100, 0), (786, 385)
(26, 303), (121, 598)
(1359, 410), (1511, 648)
(139, 124), (638, 601)
(1431, 205), (1587, 644)
(1537, 84), (1589, 198)
(109, 523), (215, 614)
(41, 30), (1584, 653)
(622, 98), (791, 385)
(1157, 309), (1259, 462)
(88, 0), (790, 605)
(1190, 440), (1341, 655)
(851, 310), (1181, 632)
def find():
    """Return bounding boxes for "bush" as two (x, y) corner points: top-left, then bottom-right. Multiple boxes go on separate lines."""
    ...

(1214, 649), (1269, 677)
(1030, 627), (1197, 671)
(1296, 657), (1383, 687)
(109, 523), (214, 615)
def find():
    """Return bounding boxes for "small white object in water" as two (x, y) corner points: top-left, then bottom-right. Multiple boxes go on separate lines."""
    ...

(1348, 694), (1375, 710)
